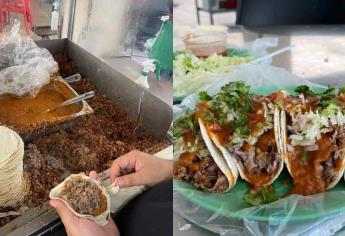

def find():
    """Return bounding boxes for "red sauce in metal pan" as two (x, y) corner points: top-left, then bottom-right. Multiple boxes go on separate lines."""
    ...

(0, 79), (82, 133)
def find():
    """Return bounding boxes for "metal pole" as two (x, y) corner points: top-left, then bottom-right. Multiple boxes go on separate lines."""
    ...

(67, 0), (77, 40)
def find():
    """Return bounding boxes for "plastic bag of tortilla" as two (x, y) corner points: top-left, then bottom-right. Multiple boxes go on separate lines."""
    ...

(0, 21), (58, 97)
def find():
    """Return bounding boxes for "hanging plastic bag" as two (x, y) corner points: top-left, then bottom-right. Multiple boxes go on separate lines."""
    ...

(0, 64), (51, 97)
(0, 21), (58, 97)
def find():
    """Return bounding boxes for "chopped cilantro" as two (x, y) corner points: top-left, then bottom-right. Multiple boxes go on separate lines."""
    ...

(295, 85), (336, 97)
(243, 190), (262, 206)
(201, 111), (214, 123)
(339, 87), (345, 95)
(321, 86), (336, 96)
(338, 86), (345, 95)
(210, 81), (253, 138)
(173, 113), (198, 140)
(199, 91), (213, 101)
(318, 95), (340, 110)
(235, 127), (249, 138)
(244, 186), (280, 206)
(274, 101), (284, 109)
(315, 85), (344, 111)
(295, 85), (317, 97)
(256, 122), (264, 129)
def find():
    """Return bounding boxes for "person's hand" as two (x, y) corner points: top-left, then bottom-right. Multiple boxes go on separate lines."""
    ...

(110, 150), (173, 188)
(49, 171), (120, 236)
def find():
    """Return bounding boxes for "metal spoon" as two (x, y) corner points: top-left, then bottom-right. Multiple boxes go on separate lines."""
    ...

(43, 91), (95, 113)
(64, 73), (82, 83)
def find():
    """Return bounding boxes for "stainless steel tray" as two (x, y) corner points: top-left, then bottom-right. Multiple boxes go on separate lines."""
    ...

(0, 39), (172, 236)
(20, 76), (94, 143)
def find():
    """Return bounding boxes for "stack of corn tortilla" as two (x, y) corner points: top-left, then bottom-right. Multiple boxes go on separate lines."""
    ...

(0, 126), (26, 207)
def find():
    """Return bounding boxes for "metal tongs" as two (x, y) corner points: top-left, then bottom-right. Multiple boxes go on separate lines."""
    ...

(43, 91), (95, 113)
(63, 73), (82, 83)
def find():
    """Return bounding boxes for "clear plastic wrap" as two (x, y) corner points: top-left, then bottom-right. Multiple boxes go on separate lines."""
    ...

(0, 21), (58, 97)
(0, 64), (51, 97)
(173, 64), (345, 235)
(174, 185), (345, 236)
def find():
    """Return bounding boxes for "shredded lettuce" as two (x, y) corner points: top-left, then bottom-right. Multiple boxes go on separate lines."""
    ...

(173, 50), (253, 98)
(290, 85), (345, 146)
(289, 103), (345, 146)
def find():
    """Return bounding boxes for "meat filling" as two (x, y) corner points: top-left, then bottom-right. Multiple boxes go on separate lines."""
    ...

(174, 152), (229, 193)
(322, 127), (345, 185)
(57, 176), (108, 217)
(288, 127), (345, 195)
(231, 130), (280, 186)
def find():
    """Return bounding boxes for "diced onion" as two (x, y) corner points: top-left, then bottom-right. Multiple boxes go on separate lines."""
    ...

(289, 104), (345, 146)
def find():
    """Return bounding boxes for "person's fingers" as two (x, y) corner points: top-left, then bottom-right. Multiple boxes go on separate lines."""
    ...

(104, 218), (120, 236)
(50, 199), (78, 235)
(115, 171), (145, 187)
(89, 171), (98, 179)
(89, 171), (102, 182)
(110, 154), (137, 183)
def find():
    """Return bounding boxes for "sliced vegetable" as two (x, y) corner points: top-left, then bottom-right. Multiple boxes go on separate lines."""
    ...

(173, 51), (253, 98)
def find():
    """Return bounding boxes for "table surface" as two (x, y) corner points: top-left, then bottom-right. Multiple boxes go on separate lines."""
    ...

(173, 24), (345, 236)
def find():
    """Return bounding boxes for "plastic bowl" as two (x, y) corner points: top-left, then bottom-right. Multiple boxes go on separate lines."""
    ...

(183, 31), (227, 57)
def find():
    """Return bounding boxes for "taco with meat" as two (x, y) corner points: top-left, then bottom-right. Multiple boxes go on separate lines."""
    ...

(173, 112), (238, 193)
(278, 86), (345, 195)
(196, 82), (284, 187)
